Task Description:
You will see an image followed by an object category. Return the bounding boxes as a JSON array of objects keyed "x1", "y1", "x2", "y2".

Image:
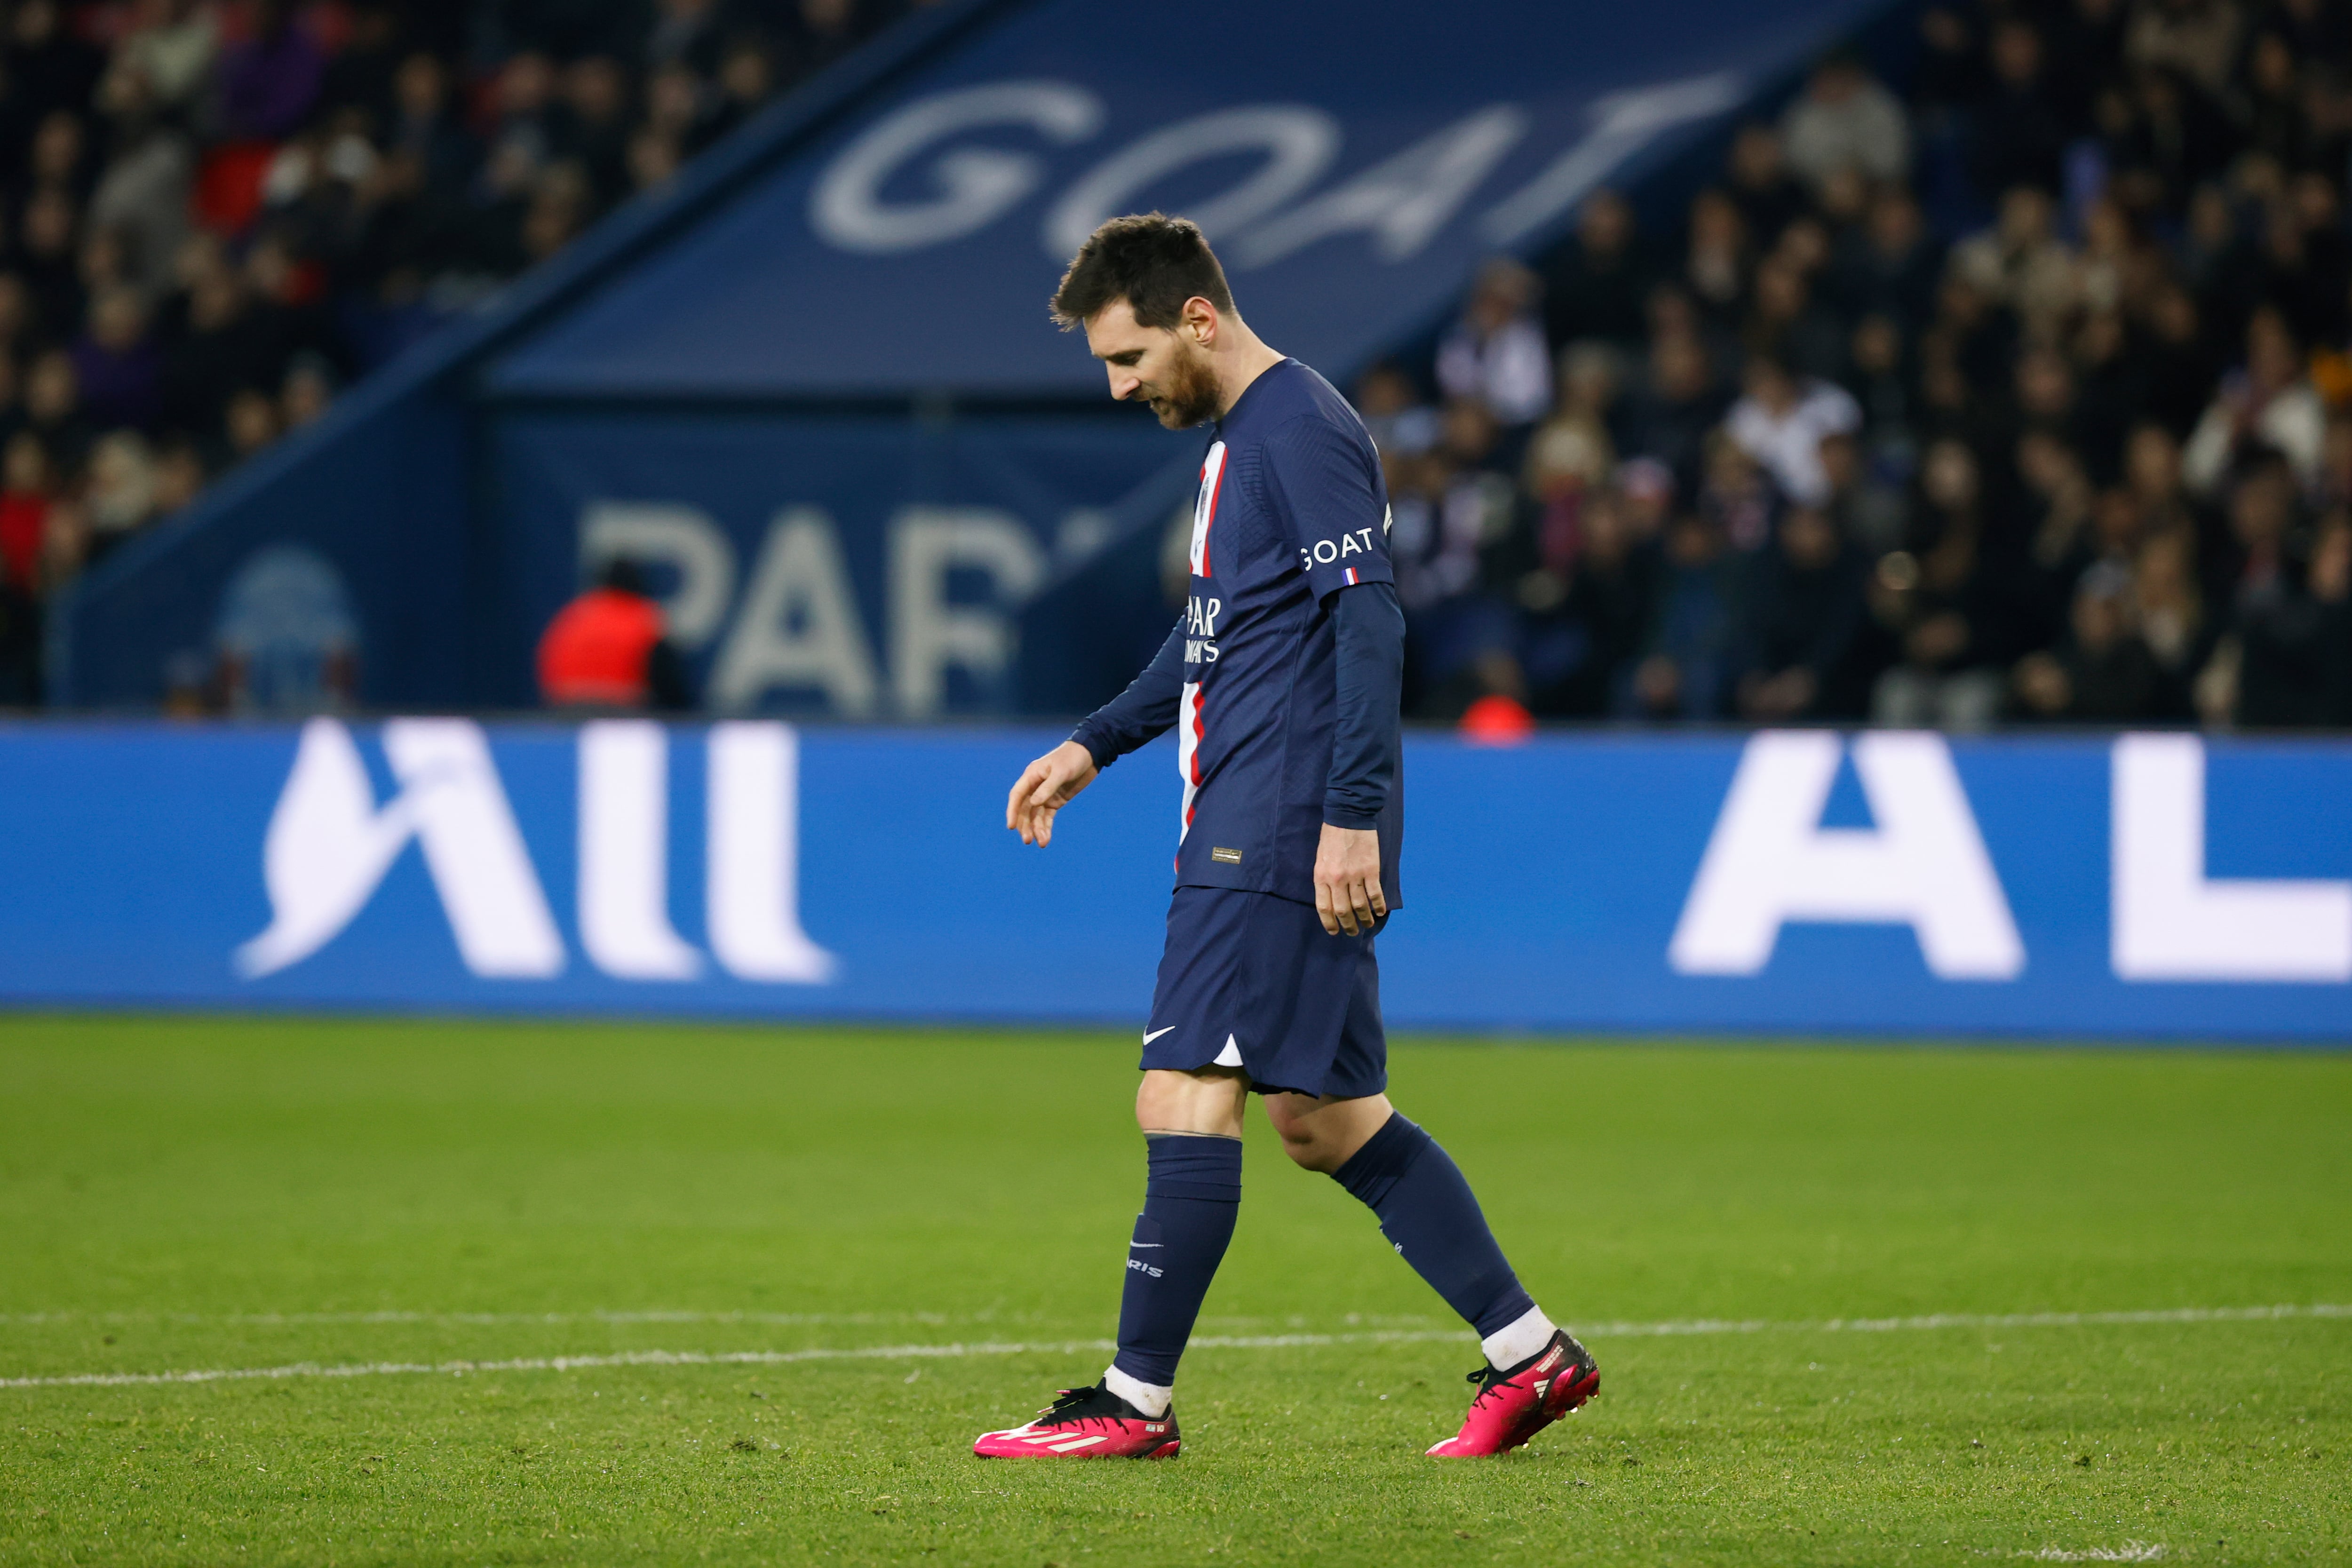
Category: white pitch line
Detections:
[
  {"x1": 1, "y1": 1304, "x2": 2343, "y2": 1393},
  {"x1": 0, "y1": 1310, "x2": 997, "y2": 1329},
  {"x1": 1580, "y1": 1302, "x2": 2352, "y2": 1338}
]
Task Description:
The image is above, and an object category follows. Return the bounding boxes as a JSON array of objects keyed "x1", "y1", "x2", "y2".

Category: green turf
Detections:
[{"x1": 1, "y1": 1016, "x2": 2347, "y2": 1567}]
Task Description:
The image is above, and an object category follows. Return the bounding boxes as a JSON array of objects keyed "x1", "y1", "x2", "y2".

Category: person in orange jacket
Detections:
[{"x1": 536, "y1": 558, "x2": 691, "y2": 710}]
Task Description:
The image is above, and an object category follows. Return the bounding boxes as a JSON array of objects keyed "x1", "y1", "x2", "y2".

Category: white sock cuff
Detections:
[
  {"x1": 1102, "y1": 1364, "x2": 1173, "y2": 1419},
  {"x1": 1481, "y1": 1304, "x2": 1557, "y2": 1370}
]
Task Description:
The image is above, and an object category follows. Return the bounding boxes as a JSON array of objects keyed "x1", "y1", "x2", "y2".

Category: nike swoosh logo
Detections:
[{"x1": 1143, "y1": 1027, "x2": 1177, "y2": 1044}]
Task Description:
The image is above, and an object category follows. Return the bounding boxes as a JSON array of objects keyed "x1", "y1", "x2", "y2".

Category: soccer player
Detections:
[{"x1": 975, "y1": 215, "x2": 1599, "y2": 1461}]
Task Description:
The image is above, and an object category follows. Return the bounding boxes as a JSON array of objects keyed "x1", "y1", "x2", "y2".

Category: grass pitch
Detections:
[{"x1": 1, "y1": 1017, "x2": 2347, "y2": 1566}]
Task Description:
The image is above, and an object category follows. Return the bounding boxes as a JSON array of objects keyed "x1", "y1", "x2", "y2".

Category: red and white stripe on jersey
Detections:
[
  {"x1": 1188, "y1": 441, "x2": 1228, "y2": 577},
  {"x1": 1176, "y1": 679, "x2": 1205, "y2": 840}
]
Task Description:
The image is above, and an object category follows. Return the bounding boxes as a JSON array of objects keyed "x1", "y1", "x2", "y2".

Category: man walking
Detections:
[{"x1": 979, "y1": 215, "x2": 1597, "y2": 1460}]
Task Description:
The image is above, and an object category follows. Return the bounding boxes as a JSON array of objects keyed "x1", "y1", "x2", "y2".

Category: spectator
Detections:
[
  {"x1": 1436, "y1": 259, "x2": 1552, "y2": 429},
  {"x1": 787, "y1": 0, "x2": 862, "y2": 82},
  {"x1": 163, "y1": 265, "x2": 284, "y2": 438},
  {"x1": 1725, "y1": 355, "x2": 1861, "y2": 508},
  {"x1": 2132, "y1": 527, "x2": 2211, "y2": 716},
  {"x1": 560, "y1": 56, "x2": 634, "y2": 205},
  {"x1": 1743, "y1": 256, "x2": 1847, "y2": 382},
  {"x1": 2209, "y1": 451, "x2": 2331, "y2": 724},
  {"x1": 627, "y1": 123, "x2": 683, "y2": 192},
  {"x1": 71, "y1": 288, "x2": 161, "y2": 431},
  {"x1": 1389, "y1": 445, "x2": 1515, "y2": 714},
  {"x1": 83, "y1": 430, "x2": 157, "y2": 563},
  {"x1": 1698, "y1": 424, "x2": 1778, "y2": 552},
  {"x1": 216, "y1": 0, "x2": 325, "y2": 143},
  {"x1": 18, "y1": 187, "x2": 84, "y2": 342},
  {"x1": 1911, "y1": 5, "x2": 1989, "y2": 121},
  {"x1": 1725, "y1": 123, "x2": 1807, "y2": 248},
  {"x1": 1738, "y1": 502, "x2": 1868, "y2": 719},
  {"x1": 2312, "y1": 522, "x2": 2352, "y2": 723},
  {"x1": 223, "y1": 386, "x2": 279, "y2": 461},
  {"x1": 2183, "y1": 307, "x2": 2326, "y2": 496},
  {"x1": 386, "y1": 51, "x2": 479, "y2": 202},
  {"x1": 1948, "y1": 186, "x2": 2080, "y2": 341},
  {"x1": 1621, "y1": 327, "x2": 1726, "y2": 483},
  {"x1": 1526, "y1": 483, "x2": 1659, "y2": 716},
  {"x1": 108, "y1": 0, "x2": 217, "y2": 119},
  {"x1": 645, "y1": 0, "x2": 725, "y2": 77},
  {"x1": 1871, "y1": 438, "x2": 2014, "y2": 728},
  {"x1": 319, "y1": 1, "x2": 402, "y2": 122},
  {"x1": 0, "y1": 433, "x2": 50, "y2": 592},
  {"x1": 704, "y1": 38, "x2": 779, "y2": 145},
  {"x1": 2106, "y1": 69, "x2": 2233, "y2": 215},
  {"x1": 23, "y1": 350, "x2": 90, "y2": 473},
  {"x1": 1353, "y1": 363, "x2": 1439, "y2": 457},
  {"x1": 2012, "y1": 561, "x2": 2163, "y2": 720},
  {"x1": 1971, "y1": 20, "x2": 2070, "y2": 200},
  {"x1": 7, "y1": 0, "x2": 105, "y2": 128},
  {"x1": 280, "y1": 354, "x2": 335, "y2": 429},
  {"x1": 1632, "y1": 509, "x2": 1744, "y2": 718},
  {"x1": 89, "y1": 87, "x2": 193, "y2": 302},
  {"x1": 2125, "y1": 0, "x2": 2241, "y2": 103},
  {"x1": 1831, "y1": 189, "x2": 1942, "y2": 331},
  {"x1": 1781, "y1": 53, "x2": 1911, "y2": 195},
  {"x1": 149, "y1": 437, "x2": 206, "y2": 516},
  {"x1": 1542, "y1": 189, "x2": 1653, "y2": 350},
  {"x1": 1681, "y1": 189, "x2": 1750, "y2": 324},
  {"x1": 1820, "y1": 426, "x2": 1911, "y2": 556},
  {"x1": 1512, "y1": 348, "x2": 1618, "y2": 592}
]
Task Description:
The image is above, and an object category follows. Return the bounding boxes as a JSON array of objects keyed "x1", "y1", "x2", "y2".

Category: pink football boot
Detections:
[
  {"x1": 1425, "y1": 1330, "x2": 1600, "y2": 1457},
  {"x1": 972, "y1": 1383, "x2": 1182, "y2": 1459}
]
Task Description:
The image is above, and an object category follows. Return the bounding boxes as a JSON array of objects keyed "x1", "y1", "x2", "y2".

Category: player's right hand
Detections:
[{"x1": 1007, "y1": 740, "x2": 1099, "y2": 846}]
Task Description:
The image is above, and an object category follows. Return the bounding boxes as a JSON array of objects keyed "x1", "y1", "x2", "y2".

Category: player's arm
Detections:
[
  {"x1": 1006, "y1": 617, "x2": 1186, "y2": 846},
  {"x1": 1259, "y1": 412, "x2": 1404, "y2": 935},
  {"x1": 1316, "y1": 581, "x2": 1403, "y2": 935}
]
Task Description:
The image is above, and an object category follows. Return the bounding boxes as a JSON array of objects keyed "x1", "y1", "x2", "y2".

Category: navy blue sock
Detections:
[
  {"x1": 1111, "y1": 1134, "x2": 1242, "y2": 1388},
  {"x1": 1331, "y1": 1114, "x2": 1535, "y2": 1338}
]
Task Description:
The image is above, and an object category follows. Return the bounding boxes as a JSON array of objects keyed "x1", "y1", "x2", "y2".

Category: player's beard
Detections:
[{"x1": 1148, "y1": 342, "x2": 1223, "y2": 430}]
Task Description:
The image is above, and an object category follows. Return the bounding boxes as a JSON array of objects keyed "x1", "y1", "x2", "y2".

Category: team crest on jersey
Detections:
[{"x1": 1189, "y1": 442, "x2": 1227, "y2": 577}]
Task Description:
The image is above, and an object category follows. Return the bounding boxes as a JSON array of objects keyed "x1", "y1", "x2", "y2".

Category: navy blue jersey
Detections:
[{"x1": 1073, "y1": 359, "x2": 1404, "y2": 910}]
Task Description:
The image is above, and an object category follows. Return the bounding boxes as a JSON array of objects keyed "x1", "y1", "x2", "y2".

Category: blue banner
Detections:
[
  {"x1": 486, "y1": 0, "x2": 1887, "y2": 400},
  {"x1": 1, "y1": 722, "x2": 2347, "y2": 1040},
  {"x1": 484, "y1": 410, "x2": 1194, "y2": 713}
]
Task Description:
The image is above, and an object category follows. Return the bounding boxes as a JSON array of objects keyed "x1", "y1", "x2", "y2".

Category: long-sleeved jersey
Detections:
[{"x1": 1071, "y1": 358, "x2": 1405, "y2": 910}]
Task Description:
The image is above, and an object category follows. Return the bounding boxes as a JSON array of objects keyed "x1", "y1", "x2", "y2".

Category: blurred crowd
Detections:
[
  {"x1": 0, "y1": 0, "x2": 913, "y2": 703},
  {"x1": 1375, "y1": 3, "x2": 2352, "y2": 731}
]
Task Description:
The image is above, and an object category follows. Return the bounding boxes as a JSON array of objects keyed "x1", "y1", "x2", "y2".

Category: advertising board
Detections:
[{"x1": 1, "y1": 722, "x2": 2345, "y2": 1040}]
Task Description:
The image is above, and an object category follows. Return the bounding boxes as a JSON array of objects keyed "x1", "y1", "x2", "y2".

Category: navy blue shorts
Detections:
[{"x1": 1140, "y1": 886, "x2": 1388, "y2": 1101}]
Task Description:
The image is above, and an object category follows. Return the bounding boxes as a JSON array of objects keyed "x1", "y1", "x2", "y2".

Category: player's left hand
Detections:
[{"x1": 1313, "y1": 824, "x2": 1386, "y2": 936}]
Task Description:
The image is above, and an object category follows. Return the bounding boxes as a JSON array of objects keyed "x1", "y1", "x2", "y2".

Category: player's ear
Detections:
[{"x1": 1181, "y1": 296, "x2": 1219, "y2": 349}]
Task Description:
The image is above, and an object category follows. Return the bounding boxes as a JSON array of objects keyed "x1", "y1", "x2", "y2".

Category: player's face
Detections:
[{"x1": 1084, "y1": 299, "x2": 1221, "y2": 430}]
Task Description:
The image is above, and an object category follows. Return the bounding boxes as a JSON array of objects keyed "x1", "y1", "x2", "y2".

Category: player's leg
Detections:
[
  {"x1": 1262, "y1": 921, "x2": 1601, "y2": 1456},
  {"x1": 1265, "y1": 1089, "x2": 1555, "y2": 1361},
  {"x1": 1108, "y1": 1065, "x2": 1248, "y2": 1415},
  {"x1": 1268, "y1": 1089, "x2": 1599, "y2": 1456},
  {"x1": 974, "y1": 890, "x2": 1254, "y2": 1460},
  {"x1": 970, "y1": 1065, "x2": 1244, "y2": 1459}
]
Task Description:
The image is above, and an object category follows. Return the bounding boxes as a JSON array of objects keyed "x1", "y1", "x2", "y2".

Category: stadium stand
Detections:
[
  {"x1": 0, "y1": 0, "x2": 917, "y2": 704},
  {"x1": 1394, "y1": 16, "x2": 2352, "y2": 730},
  {"x1": 24, "y1": 0, "x2": 2352, "y2": 728}
]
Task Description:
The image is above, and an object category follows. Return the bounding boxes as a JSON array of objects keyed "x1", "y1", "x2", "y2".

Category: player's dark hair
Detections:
[{"x1": 1050, "y1": 213, "x2": 1236, "y2": 331}]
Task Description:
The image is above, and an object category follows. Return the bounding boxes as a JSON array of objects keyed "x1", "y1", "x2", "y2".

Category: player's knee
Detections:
[
  {"x1": 1133, "y1": 1075, "x2": 1179, "y2": 1131},
  {"x1": 1279, "y1": 1130, "x2": 1339, "y2": 1171},
  {"x1": 1266, "y1": 1105, "x2": 1340, "y2": 1171}
]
